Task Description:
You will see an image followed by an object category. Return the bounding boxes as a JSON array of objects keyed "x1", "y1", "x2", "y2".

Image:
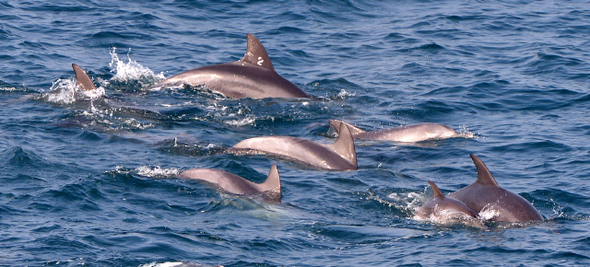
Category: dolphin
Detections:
[
  {"x1": 447, "y1": 154, "x2": 543, "y2": 223},
  {"x1": 416, "y1": 181, "x2": 478, "y2": 220},
  {"x1": 226, "y1": 123, "x2": 357, "y2": 171},
  {"x1": 72, "y1": 63, "x2": 97, "y2": 91},
  {"x1": 179, "y1": 164, "x2": 281, "y2": 202},
  {"x1": 329, "y1": 119, "x2": 472, "y2": 143},
  {"x1": 158, "y1": 33, "x2": 310, "y2": 99}
]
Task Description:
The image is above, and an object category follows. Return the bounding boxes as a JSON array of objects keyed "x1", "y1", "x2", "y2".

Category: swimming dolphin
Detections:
[
  {"x1": 179, "y1": 164, "x2": 281, "y2": 202},
  {"x1": 329, "y1": 119, "x2": 472, "y2": 143},
  {"x1": 226, "y1": 123, "x2": 357, "y2": 171},
  {"x1": 158, "y1": 33, "x2": 310, "y2": 99},
  {"x1": 72, "y1": 63, "x2": 97, "y2": 91},
  {"x1": 416, "y1": 181, "x2": 478, "y2": 220},
  {"x1": 447, "y1": 154, "x2": 543, "y2": 223}
]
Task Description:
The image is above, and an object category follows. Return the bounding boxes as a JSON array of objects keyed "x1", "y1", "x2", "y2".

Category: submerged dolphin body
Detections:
[
  {"x1": 227, "y1": 123, "x2": 357, "y2": 171},
  {"x1": 329, "y1": 120, "x2": 472, "y2": 143},
  {"x1": 179, "y1": 164, "x2": 281, "y2": 202},
  {"x1": 416, "y1": 181, "x2": 478, "y2": 220},
  {"x1": 72, "y1": 64, "x2": 97, "y2": 91},
  {"x1": 448, "y1": 154, "x2": 543, "y2": 223},
  {"x1": 159, "y1": 34, "x2": 310, "y2": 99}
]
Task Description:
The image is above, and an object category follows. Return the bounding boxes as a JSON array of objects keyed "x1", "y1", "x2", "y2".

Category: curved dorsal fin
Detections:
[
  {"x1": 72, "y1": 64, "x2": 97, "y2": 91},
  {"x1": 259, "y1": 164, "x2": 281, "y2": 193},
  {"x1": 328, "y1": 123, "x2": 357, "y2": 167},
  {"x1": 428, "y1": 181, "x2": 444, "y2": 198},
  {"x1": 329, "y1": 120, "x2": 366, "y2": 137},
  {"x1": 240, "y1": 33, "x2": 275, "y2": 71},
  {"x1": 470, "y1": 154, "x2": 500, "y2": 187}
]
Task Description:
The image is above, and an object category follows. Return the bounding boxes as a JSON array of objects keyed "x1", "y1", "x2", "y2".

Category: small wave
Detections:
[
  {"x1": 139, "y1": 262, "x2": 223, "y2": 267},
  {"x1": 107, "y1": 47, "x2": 165, "y2": 89}
]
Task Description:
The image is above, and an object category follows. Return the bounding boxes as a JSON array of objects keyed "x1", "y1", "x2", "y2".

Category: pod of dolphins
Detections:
[{"x1": 70, "y1": 33, "x2": 543, "y2": 226}]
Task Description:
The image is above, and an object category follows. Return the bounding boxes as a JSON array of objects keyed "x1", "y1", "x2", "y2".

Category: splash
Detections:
[
  {"x1": 336, "y1": 89, "x2": 356, "y2": 99},
  {"x1": 45, "y1": 78, "x2": 106, "y2": 104},
  {"x1": 457, "y1": 124, "x2": 475, "y2": 139},
  {"x1": 46, "y1": 79, "x2": 76, "y2": 104},
  {"x1": 136, "y1": 165, "x2": 180, "y2": 178},
  {"x1": 108, "y1": 47, "x2": 165, "y2": 88}
]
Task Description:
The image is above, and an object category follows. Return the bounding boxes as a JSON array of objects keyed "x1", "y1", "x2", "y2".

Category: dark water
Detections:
[{"x1": 1, "y1": 0, "x2": 590, "y2": 266}]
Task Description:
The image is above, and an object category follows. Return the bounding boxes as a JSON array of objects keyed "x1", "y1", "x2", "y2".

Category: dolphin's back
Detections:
[
  {"x1": 448, "y1": 154, "x2": 543, "y2": 222},
  {"x1": 164, "y1": 62, "x2": 307, "y2": 99},
  {"x1": 330, "y1": 120, "x2": 467, "y2": 142},
  {"x1": 228, "y1": 123, "x2": 357, "y2": 171},
  {"x1": 160, "y1": 33, "x2": 310, "y2": 99},
  {"x1": 178, "y1": 164, "x2": 282, "y2": 202}
]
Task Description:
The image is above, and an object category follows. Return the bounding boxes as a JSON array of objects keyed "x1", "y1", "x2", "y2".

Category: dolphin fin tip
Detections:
[
  {"x1": 428, "y1": 181, "x2": 444, "y2": 198},
  {"x1": 241, "y1": 33, "x2": 274, "y2": 71},
  {"x1": 72, "y1": 63, "x2": 97, "y2": 91},
  {"x1": 262, "y1": 164, "x2": 281, "y2": 192},
  {"x1": 470, "y1": 154, "x2": 500, "y2": 187},
  {"x1": 331, "y1": 123, "x2": 358, "y2": 167}
]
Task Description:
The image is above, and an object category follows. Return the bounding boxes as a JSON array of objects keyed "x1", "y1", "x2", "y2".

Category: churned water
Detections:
[{"x1": 1, "y1": 0, "x2": 590, "y2": 266}]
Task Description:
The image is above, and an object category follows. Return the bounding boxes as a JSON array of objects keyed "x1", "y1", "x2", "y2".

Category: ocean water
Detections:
[{"x1": 1, "y1": 0, "x2": 590, "y2": 266}]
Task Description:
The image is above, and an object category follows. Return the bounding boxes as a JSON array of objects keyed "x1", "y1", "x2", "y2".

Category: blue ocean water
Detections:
[{"x1": 1, "y1": 0, "x2": 590, "y2": 266}]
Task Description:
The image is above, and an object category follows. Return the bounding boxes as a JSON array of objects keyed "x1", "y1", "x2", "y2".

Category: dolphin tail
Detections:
[
  {"x1": 72, "y1": 64, "x2": 97, "y2": 91},
  {"x1": 428, "y1": 181, "x2": 444, "y2": 198},
  {"x1": 328, "y1": 123, "x2": 358, "y2": 167},
  {"x1": 470, "y1": 154, "x2": 500, "y2": 187},
  {"x1": 329, "y1": 120, "x2": 365, "y2": 137},
  {"x1": 240, "y1": 33, "x2": 275, "y2": 71}
]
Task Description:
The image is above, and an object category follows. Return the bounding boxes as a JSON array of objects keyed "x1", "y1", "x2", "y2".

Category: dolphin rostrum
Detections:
[
  {"x1": 179, "y1": 164, "x2": 281, "y2": 202},
  {"x1": 448, "y1": 154, "x2": 543, "y2": 223},
  {"x1": 72, "y1": 63, "x2": 97, "y2": 91},
  {"x1": 158, "y1": 34, "x2": 310, "y2": 99},
  {"x1": 329, "y1": 119, "x2": 472, "y2": 143},
  {"x1": 226, "y1": 123, "x2": 357, "y2": 171},
  {"x1": 416, "y1": 181, "x2": 478, "y2": 220}
]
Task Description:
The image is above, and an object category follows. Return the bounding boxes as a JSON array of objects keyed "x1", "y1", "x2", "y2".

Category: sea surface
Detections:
[{"x1": 1, "y1": 0, "x2": 590, "y2": 266}]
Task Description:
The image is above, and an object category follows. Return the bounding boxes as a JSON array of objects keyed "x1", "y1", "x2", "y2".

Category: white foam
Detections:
[
  {"x1": 136, "y1": 166, "x2": 180, "y2": 178},
  {"x1": 337, "y1": 89, "x2": 356, "y2": 99},
  {"x1": 46, "y1": 79, "x2": 77, "y2": 104},
  {"x1": 479, "y1": 205, "x2": 501, "y2": 221},
  {"x1": 45, "y1": 78, "x2": 106, "y2": 104},
  {"x1": 224, "y1": 116, "x2": 256, "y2": 126},
  {"x1": 108, "y1": 47, "x2": 165, "y2": 88}
]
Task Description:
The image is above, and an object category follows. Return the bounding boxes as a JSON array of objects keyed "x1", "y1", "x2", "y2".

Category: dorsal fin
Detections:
[
  {"x1": 428, "y1": 181, "x2": 444, "y2": 198},
  {"x1": 240, "y1": 33, "x2": 275, "y2": 71},
  {"x1": 329, "y1": 120, "x2": 366, "y2": 137},
  {"x1": 470, "y1": 154, "x2": 500, "y2": 187},
  {"x1": 259, "y1": 164, "x2": 281, "y2": 193},
  {"x1": 328, "y1": 123, "x2": 357, "y2": 166},
  {"x1": 72, "y1": 64, "x2": 97, "y2": 91}
]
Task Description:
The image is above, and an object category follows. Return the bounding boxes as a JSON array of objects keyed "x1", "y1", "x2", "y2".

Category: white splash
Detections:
[
  {"x1": 136, "y1": 166, "x2": 180, "y2": 178},
  {"x1": 337, "y1": 89, "x2": 356, "y2": 99},
  {"x1": 479, "y1": 206, "x2": 501, "y2": 221},
  {"x1": 108, "y1": 47, "x2": 165, "y2": 87},
  {"x1": 457, "y1": 124, "x2": 475, "y2": 139},
  {"x1": 46, "y1": 79, "x2": 77, "y2": 104},
  {"x1": 45, "y1": 78, "x2": 106, "y2": 104},
  {"x1": 225, "y1": 116, "x2": 256, "y2": 126}
]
